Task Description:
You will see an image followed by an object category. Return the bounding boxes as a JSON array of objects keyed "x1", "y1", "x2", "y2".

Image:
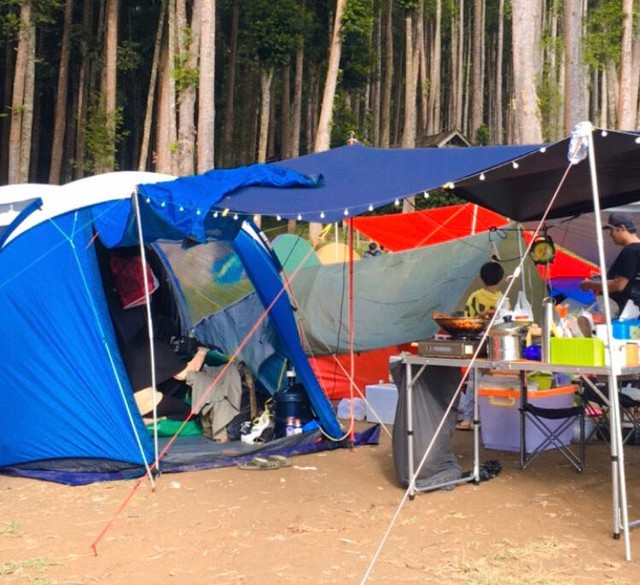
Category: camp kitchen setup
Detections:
[{"x1": 392, "y1": 123, "x2": 640, "y2": 562}]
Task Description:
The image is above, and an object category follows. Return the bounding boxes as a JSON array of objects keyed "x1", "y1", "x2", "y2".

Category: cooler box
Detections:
[
  {"x1": 478, "y1": 385, "x2": 578, "y2": 452},
  {"x1": 365, "y1": 383, "x2": 398, "y2": 424}
]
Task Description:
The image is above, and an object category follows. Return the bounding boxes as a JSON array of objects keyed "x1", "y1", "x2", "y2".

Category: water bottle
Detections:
[
  {"x1": 293, "y1": 418, "x2": 302, "y2": 434},
  {"x1": 285, "y1": 416, "x2": 295, "y2": 437}
]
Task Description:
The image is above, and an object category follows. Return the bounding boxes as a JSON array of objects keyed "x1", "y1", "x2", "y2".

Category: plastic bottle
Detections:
[
  {"x1": 285, "y1": 416, "x2": 295, "y2": 437},
  {"x1": 293, "y1": 418, "x2": 302, "y2": 434}
]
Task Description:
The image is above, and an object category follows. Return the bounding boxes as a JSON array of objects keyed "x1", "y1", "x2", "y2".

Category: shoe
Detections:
[
  {"x1": 456, "y1": 420, "x2": 472, "y2": 431},
  {"x1": 237, "y1": 456, "x2": 279, "y2": 470},
  {"x1": 577, "y1": 312, "x2": 594, "y2": 337},
  {"x1": 240, "y1": 406, "x2": 274, "y2": 444}
]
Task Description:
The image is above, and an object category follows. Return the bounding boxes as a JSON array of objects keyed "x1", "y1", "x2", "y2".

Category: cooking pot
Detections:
[{"x1": 487, "y1": 321, "x2": 528, "y2": 361}]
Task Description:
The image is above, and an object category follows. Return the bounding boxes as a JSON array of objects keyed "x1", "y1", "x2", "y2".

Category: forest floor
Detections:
[{"x1": 1, "y1": 421, "x2": 640, "y2": 584}]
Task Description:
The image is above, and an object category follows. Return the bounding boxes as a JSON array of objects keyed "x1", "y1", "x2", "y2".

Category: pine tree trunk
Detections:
[
  {"x1": 315, "y1": 0, "x2": 346, "y2": 152},
  {"x1": 49, "y1": 0, "x2": 74, "y2": 184},
  {"x1": 257, "y1": 67, "x2": 273, "y2": 163},
  {"x1": 290, "y1": 45, "x2": 304, "y2": 157},
  {"x1": 427, "y1": 0, "x2": 442, "y2": 135},
  {"x1": 138, "y1": 0, "x2": 167, "y2": 171},
  {"x1": 8, "y1": 0, "x2": 35, "y2": 183},
  {"x1": 618, "y1": 0, "x2": 635, "y2": 129},
  {"x1": 563, "y1": 0, "x2": 586, "y2": 134},
  {"x1": 379, "y1": 0, "x2": 393, "y2": 147},
  {"x1": 471, "y1": 0, "x2": 485, "y2": 142},
  {"x1": 221, "y1": 0, "x2": 238, "y2": 168},
  {"x1": 176, "y1": 0, "x2": 197, "y2": 175},
  {"x1": 494, "y1": 0, "x2": 504, "y2": 143},
  {"x1": 281, "y1": 64, "x2": 291, "y2": 160},
  {"x1": 98, "y1": 0, "x2": 119, "y2": 173},
  {"x1": 511, "y1": 0, "x2": 543, "y2": 143},
  {"x1": 197, "y1": 0, "x2": 215, "y2": 172}
]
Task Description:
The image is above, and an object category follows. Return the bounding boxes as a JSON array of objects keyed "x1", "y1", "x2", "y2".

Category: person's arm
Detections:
[{"x1": 580, "y1": 275, "x2": 629, "y2": 294}]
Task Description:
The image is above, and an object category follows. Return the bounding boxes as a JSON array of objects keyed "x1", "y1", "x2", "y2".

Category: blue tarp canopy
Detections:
[{"x1": 141, "y1": 143, "x2": 540, "y2": 223}]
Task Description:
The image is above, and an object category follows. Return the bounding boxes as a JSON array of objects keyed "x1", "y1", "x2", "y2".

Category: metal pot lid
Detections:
[{"x1": 488, "y1": 321, "x2": 529, "y2": 335}]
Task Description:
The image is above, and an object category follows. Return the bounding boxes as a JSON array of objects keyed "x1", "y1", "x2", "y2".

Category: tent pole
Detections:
[
  {"x1": 132, "y1": 189, "x2": 160, "y2": 480},
  {"x1": 585, "y1": 127, "x2": 631, "y2": 559},
  {"x1": 347, "y1": 217, "x2": 355, "y2": 443}
]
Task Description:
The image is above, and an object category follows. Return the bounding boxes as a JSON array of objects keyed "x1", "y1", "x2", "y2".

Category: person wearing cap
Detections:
[{"x1": 580, "y1": 211, "x2": 640, "y2": 316}]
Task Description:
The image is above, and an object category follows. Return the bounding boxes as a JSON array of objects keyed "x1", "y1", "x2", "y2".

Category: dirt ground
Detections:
[{"x1": 2, "y1": 422, "x2": 640, "y2": 585}]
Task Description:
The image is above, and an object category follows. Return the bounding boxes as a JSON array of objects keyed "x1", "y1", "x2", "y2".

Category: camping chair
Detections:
[
  {"x1": 581, "y1": 380, "x2": 640, "y2": 446},
  {"x1": 519, "y1": 389, "x2": 586, "y2": 473}
]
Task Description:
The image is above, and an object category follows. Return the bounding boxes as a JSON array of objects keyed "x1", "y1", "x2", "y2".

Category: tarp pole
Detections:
[
  {"x1": 132, "y1": 190, "x2": 160, "y2": 479},
  {"x1": 347, "y1": 217, "x2": 355, "y2": 443},
  {"x1": 585, "y1": 126, "x2": 631, "y2": 559}
]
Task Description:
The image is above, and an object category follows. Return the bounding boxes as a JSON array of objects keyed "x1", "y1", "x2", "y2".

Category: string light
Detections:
[
  {"x1": 145, "y1": 197, "x2": 151, "y2": 203},
  {"x1": 222, "y1": 208, "x2": 229, "y2": 217},
  {"x1": 297, "y1": 213, "x2": 302, "y2": 221},
  {"x1": 368, "y1": 204, "x2": 374, "y2": 211},
  {"x1": 635, "y1": 137, "x2": 640, "y2": 144},
  {"x1": 423, "y1": 191, "x2": 430, "y2": 199},
  {"x1": 540, "y1": 147, "x2": 546, "y2": 153},
  {"x1": 512, "y1": 161, "x2": 519, "y2": 169},
  {"x1": 320, "y1": 211, "x2": 325, "y2": 219},
  {"x1": 178, "y1": 205, "x2": 184, "y2": 212},
  {"x1": 276, "y1": 215, "x2": 282, "y2": 221},
  {"x1": 213, "y1": 211, "x2": 219, "y2": 218},
  {"x1": 160, "y1": 201, "x2": 166, "y2": 207},
  {"x1": 196, "y1": 209, "x2": 201, "y2": 215},
  {"x1": 601, "y1": 130, "x2": 608, "y2": 137},
  {"x1": 233, "y1": 213, "x2": 238, "y2": 220},
  {"x1": 394, "y1": 199, "x2": 400, "y2": 206},
  {"x1": 343, "y1": 208, "x2": 349, "y2": 216},
  {"x1": 479, "y1": 173, "x2": 485, "y2": 181}
]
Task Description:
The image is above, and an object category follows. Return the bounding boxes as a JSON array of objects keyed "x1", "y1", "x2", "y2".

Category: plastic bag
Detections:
[{"x1": 513, "y1": 290, "x2": 534, "y2": 321}]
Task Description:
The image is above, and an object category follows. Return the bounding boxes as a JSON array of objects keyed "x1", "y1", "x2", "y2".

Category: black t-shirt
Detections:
[{"x1": 607, "y1": 242, "x2": 640, "y2": 308}]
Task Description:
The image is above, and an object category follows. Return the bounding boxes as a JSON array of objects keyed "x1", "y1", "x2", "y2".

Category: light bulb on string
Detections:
[
  {"x1": 213, "y1": 211, "x2": 218, "y2": 218},
  {"x1": 343, "y1": 208, "x2": 349, "y2": 216},
  {"x1": 233, "y1": 214, "x2": 238, "y2": 220},
  {"x1": 196, "y1": 209, "x2": 201, "y2": 216},
  {"x1": 297, "y1": 213, "x2": 302, "y2": 221},
  {"x1": 480, "y1": 173, "x2": 485, "y2": 181},
  {"x1": 601, "y1": 130, "x2": 608, "y2": 137},
  {"x1": 160, "y1": 201, "x2": 166, "y2": 207},
  {"x1": 423, "y1": 192, "x2": 430, "y2": 199},
  {"x1": 368, "y1": 204, "x2": 374, "y2": 212},
  {"x1": 540, "y1": 147, "x2": 546, "y2": 153},
  {"x1": 253, "y1": 214, "x2": 259, "y2": 222},
  {"x1": 394, "y1": 199, "x2": 400, "y2": 206},
  {"x1": 222, "y1": 208, "x2": 229, "y2": 217},
  {"x1": 320, "y1": 211, "x2": 325, "y2": 219},
  {"x1": 276, "y1": 215, "x2": 282, "y2": 221},
  {"x1": 512, "y1": 161, "x2": 519, "y2": 169}
]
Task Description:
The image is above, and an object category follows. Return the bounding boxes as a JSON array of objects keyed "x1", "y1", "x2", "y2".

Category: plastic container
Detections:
[
  {"x1": 274, "y1": 383, "x2": 313, "y2": 438},
  {"x1": 364, "y1": 383, "x2": 398, "y2": 424},
  {"x1": 478, "y1": 385, "x2": 577, "y2": 452},
  {"x1": 612, "y1": 319, "x2": 640, "y2": 340},
  {"x1": 550, "y1": 337, "x2": 605, "y2": 366}
]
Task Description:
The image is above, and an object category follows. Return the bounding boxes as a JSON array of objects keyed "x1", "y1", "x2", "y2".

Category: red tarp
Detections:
[{"x1": 352, "y1": 203, "x2": 509, "y2": 251}]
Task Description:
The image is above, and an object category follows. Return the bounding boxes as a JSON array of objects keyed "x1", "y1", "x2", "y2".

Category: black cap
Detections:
[{"x1": 604, "y1": 211, "x2": 636, "y2": 230}]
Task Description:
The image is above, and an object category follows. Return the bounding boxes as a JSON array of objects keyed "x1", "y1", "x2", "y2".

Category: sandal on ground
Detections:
[
  {"x1": 456, "y1": 420, "x2": 472, "y2": 431},
  {"x1": 266, "y1": 454, "x2": 292, "y2": 467},
  {"x1": 237, "y1": 456, "x2": 279, "y2": 471}
]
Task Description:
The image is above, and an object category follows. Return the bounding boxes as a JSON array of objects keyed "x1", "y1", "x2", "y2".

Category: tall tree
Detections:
[
  {"x1": 197, "y1": 0, "x2": 215, "y2": 172},
  {"x1": 511, "y1": 0, "x2": 543, "y2": 143},
  {"x1": 618, "y1": 0, "x2": 636, "y2": 129},
  {"x1": 563, "y1": 0, "x2": 586, "y2": 133},
  {"x1": 96, "y1": 0, "x2": 119, "y2": 173},
  {"x1": 49, "y1": 0, "x2": 74, "y2": 184},
  {"x1": 315, "y1": 0, "x2": 347, "y2": 152},
  {"x1": 8, "y1": 0, "x2": 35, "y2": 183},
  {"x1": 471, "y1": 0, "x2": 485, "y2": 142}
]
